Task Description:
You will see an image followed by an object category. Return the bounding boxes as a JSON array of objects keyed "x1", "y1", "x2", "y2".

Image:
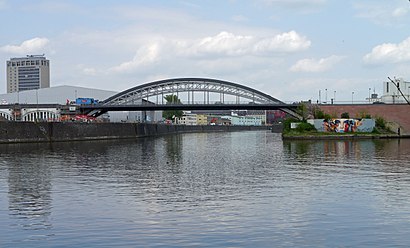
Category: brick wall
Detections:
[{"x1": 319, "y1": 104, "x2": 410, "y2": 134}]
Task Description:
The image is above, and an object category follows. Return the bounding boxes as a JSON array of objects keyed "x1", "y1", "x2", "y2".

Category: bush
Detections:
[
  {"x1": 375, "y1": 116, "x2": 386, "y2": 129},
  {"x1": 295, "y1": 122, "x2": 316, "y2": 132},
  {"x1": 323, "y1": 113, "x2": 332, "y2": 120},
  {"x1": 341, "y1": 112, "x2": 350, "y2": 118},
  {"x1": 283, "y1": 118, "x2": 298, "y2": 132},
  {"x1": 358, "y1": 111, "x2": 371, "y2": 119},
  {"x1": 374, "y1": 116, "x2": 393, "y2": 133},
  {"x1": 314, "y1": 109, "x2": 325, "y2": 119}
]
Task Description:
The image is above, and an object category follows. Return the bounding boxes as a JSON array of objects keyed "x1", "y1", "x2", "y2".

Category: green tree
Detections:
[
  {"x1": 162, "y1": 94, "x2": 183, "y2": 121},
  {"x1": 313, "y1": 109, "x2": 325, "y2": 119},
  {"x1": 341, "y1": 112, "x2": 350, "y2": 118},
  {"x1": 296, "y1": 103, "x2": 308, "y2": 121}
]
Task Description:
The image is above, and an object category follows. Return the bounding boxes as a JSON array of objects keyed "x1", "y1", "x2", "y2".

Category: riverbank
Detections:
[
  {"x1": 0, "y1": 122, "x2": 268, "y2": 144},
  {"x1": 282, "y1": 132, "x2": 410, "y2": 140}
]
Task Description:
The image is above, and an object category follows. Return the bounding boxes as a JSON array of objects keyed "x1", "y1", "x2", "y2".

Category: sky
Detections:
[{"x1": 1, "y1": 0, "x2": 410, "y2": 103}]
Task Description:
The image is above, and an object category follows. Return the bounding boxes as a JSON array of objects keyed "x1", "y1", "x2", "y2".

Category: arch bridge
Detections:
[{"x1": 82, "y1": 78, "x2": 299, "y2": 118}]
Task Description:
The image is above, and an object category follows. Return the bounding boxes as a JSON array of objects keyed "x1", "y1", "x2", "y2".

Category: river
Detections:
[{"x1": 1, "y1": 131, "x2": 410, "y2": 247}]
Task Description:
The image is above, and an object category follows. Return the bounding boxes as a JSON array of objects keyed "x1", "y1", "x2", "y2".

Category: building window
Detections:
[{"x1": 386, "y1": 82, "x2": 389, "y2": 93}]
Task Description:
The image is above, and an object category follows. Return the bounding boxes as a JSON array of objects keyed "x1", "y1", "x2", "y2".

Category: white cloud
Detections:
[
  {"x1": 184, "y1": 31, "x2": 310, "y2": 57},
  {"x1": 290, "y1": 55, "x2": 345, "y2": 72},
  {"x1": 259, "y1": 0, "x2": 326, "y2": 7},
  {"x1": 363, "y1": 37, "x2": 410, "y2": 64},
  {"x1": 256, "y1": 0, "x2": 327, "y2": 12},
  {"x1": 110, "y1": 43, "x2": 161, "y2": 73},
  {"x1": 354, "y1": 2, "x2": 410, "y2": 26},
  {"x1": 0, "y1": 37, "x2": 49, "y2": 54},
  {"x1": 253, "y1": 31, "x2": 311, "y2": 53},
  {"x1": 109, "y1": 31, "x2": 311, "y2": 74},
  {"x1": 83, "y1": 68, "x2": 97, "y2": 76},
  {"x1": 392, "y1": 7, "x2": 408, "y2": 17},
  {"x1": 187, "y1": 32, "x2": 254, "y2": 56}
]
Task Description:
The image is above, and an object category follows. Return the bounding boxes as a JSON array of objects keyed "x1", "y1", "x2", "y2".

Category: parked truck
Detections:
[{"x1": 75, "y1": 98, "x2": 99, "y2": 105}]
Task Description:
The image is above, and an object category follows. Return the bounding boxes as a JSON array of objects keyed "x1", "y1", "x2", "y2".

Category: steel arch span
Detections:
[
  {"x1": 87, "y1": 77, "x2": 300, "y2": 118},
  {"x1": 102, "y1": 78, "x2": 284, "y2": 105}
]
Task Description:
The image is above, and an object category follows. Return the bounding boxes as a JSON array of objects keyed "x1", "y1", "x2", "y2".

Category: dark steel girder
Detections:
[
  {"x1": 80, "y1": 103, "x2": 298, "y2": 117},
  {"x1": 103, "y1": 78, "x2": 284, "y2": 105}
]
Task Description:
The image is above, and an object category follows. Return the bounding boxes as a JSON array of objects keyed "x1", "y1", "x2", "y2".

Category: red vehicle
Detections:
[{"x1": 74, "y1": 114, "x2": 96, "y2": 122}]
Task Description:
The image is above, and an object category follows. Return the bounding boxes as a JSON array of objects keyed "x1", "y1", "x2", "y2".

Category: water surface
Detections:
[{"x1": 1, "y1": 131, "x2": 410, "y2": 247}]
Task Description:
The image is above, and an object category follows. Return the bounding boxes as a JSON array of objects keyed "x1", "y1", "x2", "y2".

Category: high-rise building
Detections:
[{"x1": 6, "y1": 55, "x2": 50, "y2": 93}]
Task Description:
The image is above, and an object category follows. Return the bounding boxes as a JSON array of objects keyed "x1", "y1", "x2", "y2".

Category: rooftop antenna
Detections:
[{"x1": 387, "y1": 77, "x2": 410, "y2": 105}]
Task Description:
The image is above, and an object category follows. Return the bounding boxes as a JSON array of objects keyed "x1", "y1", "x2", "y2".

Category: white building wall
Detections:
[
  {"x1": 222, "y1": 115, "x2": 262, "y2": 126},
  {"x1": 381, "y1": 79, "x2": 410, "y2": 104}
]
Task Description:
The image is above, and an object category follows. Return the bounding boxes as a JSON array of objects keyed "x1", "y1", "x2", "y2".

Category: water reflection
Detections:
[
  {"x1": 1, "y1": 134, "x2": 410, "y2": 247},
  {"x1": 284, "y1": 138, "x2": 410, "y2": 161},
  {"x1": 164, "y1": 134, "x2": 183, "y2": 164},
  {"x1": 7, "y1": 153, "x2": 53, "y2": 231}
]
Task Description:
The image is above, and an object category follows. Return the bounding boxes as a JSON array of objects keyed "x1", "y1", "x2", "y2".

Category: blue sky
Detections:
[{"x1": 1, "y1": 0, "x2": 410, "y2": 102}]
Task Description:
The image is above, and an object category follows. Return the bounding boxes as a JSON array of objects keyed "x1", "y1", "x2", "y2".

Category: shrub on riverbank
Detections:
[
  {"x1": 283, "y1": 118, "x2": 317, "y2": 135},
  {"x1": 373, "y1": 116, "x2": 393, "y2": 134}
]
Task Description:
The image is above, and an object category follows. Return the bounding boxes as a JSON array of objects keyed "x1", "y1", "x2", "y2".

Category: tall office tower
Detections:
[{"x1": 6, "y1": 55, "x2": 50, "y2": 93}]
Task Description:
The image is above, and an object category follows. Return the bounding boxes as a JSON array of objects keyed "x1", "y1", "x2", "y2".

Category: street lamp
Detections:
[
  {"x1": 352, "y1": 91, "x2": 354, "y2": 104},
  {"x1": 325, "y1": 88, "x2": 328, "y2": 104},
  {"x1": 368, "y1": 88, "x2": 371, "y2": 103},
  {"x1": 408, "y1": 86, "x2": 410, "y2": 98},
  {"x1": 334, "y1": 91, "x2": 336, "y2": 104},
  {"x1": 319, "y1": 90, "x2": 321, "y2": 104},
  {"x1": 36, "y1": 89, "x2": 39, "y2": 122}
]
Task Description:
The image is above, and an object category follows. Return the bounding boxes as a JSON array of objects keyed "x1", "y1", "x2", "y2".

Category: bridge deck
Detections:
[{"x1": 79, "y1": 103, "x2": 298, "y2": 112}]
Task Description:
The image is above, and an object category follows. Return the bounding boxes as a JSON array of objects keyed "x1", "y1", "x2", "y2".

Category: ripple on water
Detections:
[{"x1": 0, "y1": 133, "x2": 410, "y2": 247}]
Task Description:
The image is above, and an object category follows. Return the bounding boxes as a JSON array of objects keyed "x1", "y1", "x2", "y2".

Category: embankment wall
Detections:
[
  {"x1": 320, "y1": 104, "x2": 410, "y2": 135},
  {"x1": 0, "y1": 122, "x2": 268, "y2": 143}
]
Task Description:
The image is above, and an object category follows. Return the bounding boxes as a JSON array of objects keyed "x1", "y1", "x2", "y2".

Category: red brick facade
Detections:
[{"x1": 319, "y1": 104, "x2": 410, "y2": 135}]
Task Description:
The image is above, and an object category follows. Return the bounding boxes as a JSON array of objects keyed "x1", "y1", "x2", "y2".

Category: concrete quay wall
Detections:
[{"x1": 0, "y1": 122, "x2": 268, "y2": 143}]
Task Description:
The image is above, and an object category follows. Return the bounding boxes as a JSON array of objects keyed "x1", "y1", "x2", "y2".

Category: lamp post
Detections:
[
  {"x1": 325, "y1": 88, "x2": 328, "y2": 104},
  {"x1": 408, "y1": 86, "x2": 410, "y2": 99},
  {"x1": 352, "y1": 91, "x2": 354, "y2": 104},
  {"x1": 36, "y1": 89, "x2": 39, "y2": 122},
  {"x1": 368, "y1": 88, "x2": 371, "y2": 103},
  {"x1": 334, "y1": 91, "x2": 336, "y2": 104},
  {"x1": 319, "y1": 90, "x2": 321, "y2": 104}
]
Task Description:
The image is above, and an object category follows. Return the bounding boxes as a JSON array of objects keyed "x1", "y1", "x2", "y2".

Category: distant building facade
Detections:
[
  {"x1": 381, "y1": 78, "x2": 410, "y2": 104},
  {"x1": 178, "y1": 113, "x2": 197, "y2": 125},
  {"x1": 6, "y1": 55, "x2": 50, "y2": 93},
  {"x1": 222, "y1": 115, "x2": 262, "y2": 126},
  {"x1": 196, "y1": 114, "x2": 208, "y2": 125}
]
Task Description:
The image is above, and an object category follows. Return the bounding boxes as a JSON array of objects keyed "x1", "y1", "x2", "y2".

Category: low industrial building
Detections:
[
  {"x1": 0, "y1": 85, "x2": 163, "y2": 123},
  {"x1": 381, "y1": 78, "x2": 410, "y2": 104},
  {"x1": 222, "y1": 115, "x2": 263, "y2": 126}
]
